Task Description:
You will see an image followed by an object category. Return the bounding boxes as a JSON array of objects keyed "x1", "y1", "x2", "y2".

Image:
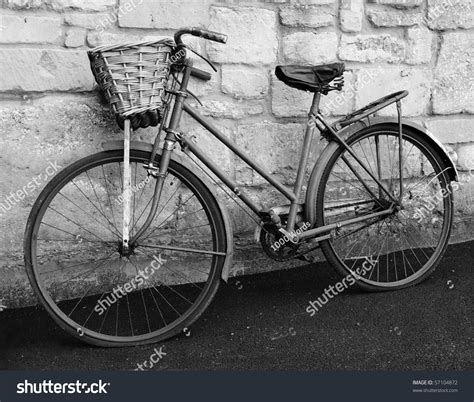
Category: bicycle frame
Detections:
[{"x1": 130, "y1": 59, "x2": 404, "y2": 246}]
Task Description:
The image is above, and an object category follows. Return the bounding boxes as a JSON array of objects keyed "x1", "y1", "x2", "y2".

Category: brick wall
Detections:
[{"x1": 0, "y1": 0, "x2": 473, "y2": 306}]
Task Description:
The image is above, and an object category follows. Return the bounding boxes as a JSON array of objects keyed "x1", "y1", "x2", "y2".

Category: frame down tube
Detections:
[{"x1": 182, "y1": 104, "x2": 297, "y2": 211}]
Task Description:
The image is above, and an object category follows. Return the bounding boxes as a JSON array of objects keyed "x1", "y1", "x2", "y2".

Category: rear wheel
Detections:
[
  {"x1": 313, "y1": 125, "x2": 453, "y2": 291},
  {"x1": 24, "y1": 150, "x2": 227, "y2": 346}
]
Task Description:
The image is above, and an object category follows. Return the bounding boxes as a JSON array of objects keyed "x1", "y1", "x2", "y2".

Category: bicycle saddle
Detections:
[{"x1": 275, "y1": 63, "x2": 345, "y2": 93}]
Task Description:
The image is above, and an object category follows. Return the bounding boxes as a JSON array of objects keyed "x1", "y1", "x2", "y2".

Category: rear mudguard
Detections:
[
  {"x1": 102, "y1": 140, "x2": 234, "y2": 282},
  {"x1": 304, "y1": 117, "x2": 458, "y2": 224}
]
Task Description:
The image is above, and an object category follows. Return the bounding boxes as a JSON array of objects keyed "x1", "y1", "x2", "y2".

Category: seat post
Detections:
[{"x1": 309, "y1": 92, "x2": 321, "y2": 116}]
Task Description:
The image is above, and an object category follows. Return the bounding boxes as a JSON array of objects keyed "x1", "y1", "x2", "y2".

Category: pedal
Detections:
[
  {"x1": 297, "y1": 254, "x2": 316, "y2": 263},
  {"x1": 278, "y1": 227, "x2": 298, "y2": 244}
]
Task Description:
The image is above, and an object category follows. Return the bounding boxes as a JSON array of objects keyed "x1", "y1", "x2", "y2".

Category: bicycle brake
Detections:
[{"x1": 143, "y1": 163, "x2": 159, "y2": 178}]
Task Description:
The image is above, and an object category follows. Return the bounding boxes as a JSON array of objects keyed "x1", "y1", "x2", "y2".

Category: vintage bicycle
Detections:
[{"x1": 24, "y1": 27, "x2": 458, "y2": 347}]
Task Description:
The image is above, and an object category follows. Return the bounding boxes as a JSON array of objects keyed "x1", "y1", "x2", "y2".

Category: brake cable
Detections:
[
  {"x1": 179, "y1": 43, "x2": 217, "y2": 72},
  {"x1": 170, "y1": 71, "x2": 203, "y2": 106}
]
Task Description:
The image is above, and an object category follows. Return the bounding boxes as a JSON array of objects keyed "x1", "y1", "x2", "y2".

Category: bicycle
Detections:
[{"x1": 24, "y1": 27, "x2": 458, "y2": 347}]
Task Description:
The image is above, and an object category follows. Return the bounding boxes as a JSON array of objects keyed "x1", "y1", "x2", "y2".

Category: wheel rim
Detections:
[
  {"x1": 320, "y1": 130, "x2": 452, "y2": 288},
  {"x1": 27, "y1": 152, "x2": 225, "y2": 344}
]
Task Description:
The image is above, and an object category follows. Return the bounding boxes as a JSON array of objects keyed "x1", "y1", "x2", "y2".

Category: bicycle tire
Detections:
[
  {"x1": 310, "y1": 124, "x2": 453, "y2": 291},
  {"x1": 24, "y1": 149, "x2": 227, "y2": 347}
]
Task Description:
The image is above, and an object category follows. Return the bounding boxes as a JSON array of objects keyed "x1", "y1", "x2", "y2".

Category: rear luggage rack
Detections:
[{"x1": 333, "y1": 90, "x2": 408, "y2": 129}]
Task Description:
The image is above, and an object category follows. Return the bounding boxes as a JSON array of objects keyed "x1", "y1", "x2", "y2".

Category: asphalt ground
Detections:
[{"x1": 0, "y1": 241, "x2": 472, "y2": 371}]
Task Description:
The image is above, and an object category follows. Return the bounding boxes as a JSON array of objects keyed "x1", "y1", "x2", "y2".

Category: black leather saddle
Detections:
[{"x1": 275, "y1": 63, "x2": 345, "y2": 94}]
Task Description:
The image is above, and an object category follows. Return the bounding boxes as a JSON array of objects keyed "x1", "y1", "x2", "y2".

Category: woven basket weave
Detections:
[{"x1": 88, "y1": 39, "x2": 175, "y2": 118}]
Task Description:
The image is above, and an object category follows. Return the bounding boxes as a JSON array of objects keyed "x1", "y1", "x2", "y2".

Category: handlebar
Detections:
[
  {"x1": 190, "y1": 67, "x2": 212, "y2": 81},
  {"x1": 174, "y1": 27, "x2": 227, "y2": 47}
]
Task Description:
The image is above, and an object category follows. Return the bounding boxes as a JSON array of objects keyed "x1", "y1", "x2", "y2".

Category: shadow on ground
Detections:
[{"x1": 0, "y1": 241, "x2": 472, "y2": 371}]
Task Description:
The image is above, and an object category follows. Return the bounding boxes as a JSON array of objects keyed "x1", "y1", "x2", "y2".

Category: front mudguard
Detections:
[
  {"x1": 102, "y1": 140, "x2": 234, "y2": 282},
  {"x1": 304, "y1": 117, "x2": 459, "y2": 224}
]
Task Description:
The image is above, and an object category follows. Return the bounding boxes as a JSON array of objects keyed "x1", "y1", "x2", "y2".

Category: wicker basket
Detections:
[{"x1": 88, "y1": 39, "x2": 175, "y2": 119}]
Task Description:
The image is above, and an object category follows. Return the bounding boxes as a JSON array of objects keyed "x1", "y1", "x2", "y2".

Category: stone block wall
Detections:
[{"x1": 0, "y1": 0, "x2": 473, "y2": 306}]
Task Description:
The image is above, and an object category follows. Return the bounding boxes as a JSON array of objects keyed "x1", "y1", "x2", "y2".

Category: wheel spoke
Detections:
[
  {"x1": 58, "y1": 191, "x2": 121, "y2": 239},
  {"x1": 136, "y1": 248, "x2": 206, "y2": 288},
  {"x1": 27, "y1": 153, "x2": 224, "y2": 344},
  {"x1": 322, "y1": 130, "x2": 451, "y2": 288},
  {"x1": 140, "y1": 192, "x2": 196, "y2": 242}
]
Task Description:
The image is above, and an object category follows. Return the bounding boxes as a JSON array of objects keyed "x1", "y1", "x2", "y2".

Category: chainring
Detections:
[{"x1": 259, "y1": 224, "x2": 300, "y2": 261}]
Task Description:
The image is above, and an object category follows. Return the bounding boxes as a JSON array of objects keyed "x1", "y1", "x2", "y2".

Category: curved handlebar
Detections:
[
  {"x1": 190, "y1": 67, "x2": 212, "y2": 81},
  {"x1": 174, "y1": 27, "x2": 227, "y2": 46}
]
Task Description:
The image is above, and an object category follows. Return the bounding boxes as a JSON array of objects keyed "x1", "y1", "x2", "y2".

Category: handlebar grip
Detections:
[
  {"x1": 174, "y1": 27, "x2": 227, "y2": 45},
  {"x1": 190, "y1": 67, "x2": 212, "y2": 81},
  {"x1": 196, "y1": 29, "x2": 227, "y2": 44}
]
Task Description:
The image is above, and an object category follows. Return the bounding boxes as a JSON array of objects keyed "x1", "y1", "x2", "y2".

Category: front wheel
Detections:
[
  {"x1": 311, "y1": 125, "x2": 453, "y2": 291},
  {"x1": 24, "y1": 150, "x2": 228, "y2": 347}
]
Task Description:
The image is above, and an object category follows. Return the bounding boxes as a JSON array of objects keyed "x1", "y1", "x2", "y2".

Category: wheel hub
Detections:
[{"x1": 117, "y1": 241, "x2": 136, "y2": 257}]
